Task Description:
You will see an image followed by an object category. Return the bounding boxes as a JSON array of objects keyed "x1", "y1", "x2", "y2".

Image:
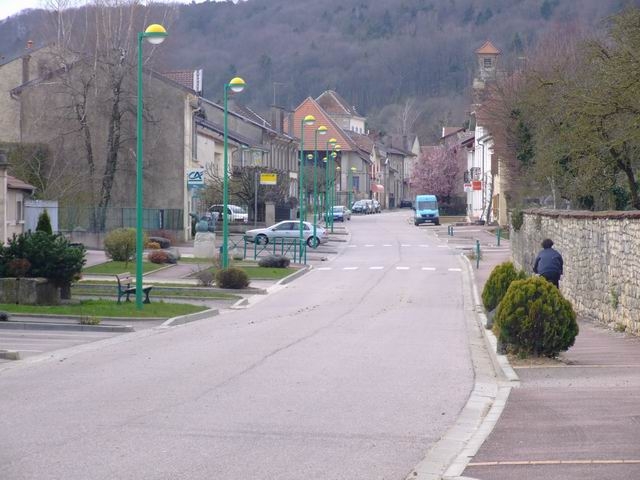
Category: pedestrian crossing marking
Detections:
[
  {"x1": 365, "y1": 244, "x2": 374, "y2": 247},
  {"x1": 419, "y1": 244, "x2": 429, "y2": 247},
  {"x1": 316, "y1": 267, "x2": 332, "y2": 271},
  {"x1": 370, "y1": 266, "x2": 384, "y2": 270},
  {"x1": 448, "y1": 268, "x2": 462, "y2": 272},
  {"x1": 396, "y1": 266, "x2": 410, "y2": 270},
  {"x1": 422, "y1": 267, "x2": 436, "y2": 271},
  {"x1": 343, "y1": 267, "x2": 358, "y2": 270},
  {"x1": 383, "y1": 244, "x2": 392, "y2": 247},
  {"x1": 401, "y1": 244, "x2": 411, "y2": 247}
]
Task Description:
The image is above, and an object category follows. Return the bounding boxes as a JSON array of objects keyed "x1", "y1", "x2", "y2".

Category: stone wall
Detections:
[
  {"x1": 511, "y1": 209, "x2": 640, "y2": 334},
  {"x1": 0, "y1": 277, "x2": 60, "y2": 305}
]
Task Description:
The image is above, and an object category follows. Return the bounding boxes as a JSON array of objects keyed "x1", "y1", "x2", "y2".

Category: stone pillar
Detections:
[
  {"x1": 265, "y1": 201, "x2": 276, "y2": 226},
  {"x1": 0, "y1": 150, "x2": 8, "y2": 245}
]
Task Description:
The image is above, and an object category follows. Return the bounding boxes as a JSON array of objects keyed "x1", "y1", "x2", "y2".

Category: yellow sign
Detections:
[{"x1": 260, "y1": 173, "x2": 277, "y2": 185}]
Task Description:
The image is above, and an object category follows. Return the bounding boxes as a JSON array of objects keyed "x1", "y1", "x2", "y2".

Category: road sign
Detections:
[{"x1": 260, "y1": 173, "x2": 277, "y2": 185}]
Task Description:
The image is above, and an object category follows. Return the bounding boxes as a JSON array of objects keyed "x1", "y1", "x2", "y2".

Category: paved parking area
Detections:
[{"x1": 0, "y1": 329, "x2": 122, "y2": 361}]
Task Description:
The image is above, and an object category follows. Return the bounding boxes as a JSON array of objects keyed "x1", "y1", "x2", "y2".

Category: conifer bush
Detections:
[
  {"x1": 493, "y1": 276, "x2": 579, "y2": 357},
  {"x1": 36, "y1": 209, "x2": 53, "y2": 235},
  {"x1": 215, "y1": 267, "x2": 250, "y2": 289},
  {"x1": 482, "y1": 261, "x2": 526, "y2": 312}
]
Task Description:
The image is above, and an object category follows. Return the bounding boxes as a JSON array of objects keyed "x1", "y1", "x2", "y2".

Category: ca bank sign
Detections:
[{"x1": 187, "y1": 168, "x2": 205, "y2": 188}]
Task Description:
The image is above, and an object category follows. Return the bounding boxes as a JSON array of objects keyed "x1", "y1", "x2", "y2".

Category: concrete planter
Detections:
[{"x1": 0, "y1": 277, "x2": 60, "y2": 305}]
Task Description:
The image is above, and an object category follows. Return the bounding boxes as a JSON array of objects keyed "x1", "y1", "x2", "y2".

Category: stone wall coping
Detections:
[{"x1": 524, "y1": 208, "x2": 640, "y2": 220}]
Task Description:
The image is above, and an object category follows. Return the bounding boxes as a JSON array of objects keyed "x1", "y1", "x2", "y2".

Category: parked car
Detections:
[
  {"x1": 399, "y1": 199, "x2": 413, "y2": 208},
  {"x1": 332, "y1": 205, "x2": 351, "y2": 222},
  {"x1": 209, "y1": 204, "x2": 248, "y2": 223},
  {"x1": 372, "y1": 199, "x2": 381, "y2": 213},
  {"x1": 245, "y1": 220, "x2": 328, "y2": 248},
  {"x1": 363, "y1": 199, "x2": 375, "y2": 214},
  {"x1": 351, "y1": 200, "x2": 368, "y2": 214}
]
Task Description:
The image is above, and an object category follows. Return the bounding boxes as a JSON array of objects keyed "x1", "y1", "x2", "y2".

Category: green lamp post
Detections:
[
  {"x1": 135, "y1": 23, "x2": 167, "y2": 309},
  {"x1": 299, "y1": 114, "x2": 315, "y2": 261},
  {"x1": 348, "y1": 166, "x2": 357, "y2": 207},
  {"x1": 324, "y1": 137, "x2": 337, "y2": 229},
  {"x1": 222, "y1": 76, "x2": 246, "y2": 269},
  {"x1": 312, "y1": 125, "x2": 327, "y2": 247}
]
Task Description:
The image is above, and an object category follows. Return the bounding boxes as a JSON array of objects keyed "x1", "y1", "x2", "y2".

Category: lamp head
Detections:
[
  {"x1": 336, "y1": 166, "x2": 341, "y2": 171},
  {"x1": 303, "y1": 114, "x2": 316, "y2": 126},
  {"x1": 328, "y1": 138, "x2": 337, "y2": 147},
  {"x1": 144, "y1": 24, "x2": 167, "y2": 45},
  {"x1": 331, "y1": 152, "x2": 337, "y2": 159},
  {"x1": 317, "y1": 125, "x2": 328, "y2": 135},
  {"x1": 334, "y1": 144, "x2": 341, "y2": 152},
  {"x1": 307, "y1": 153, "x2": 313, "y2": 160},
  {"x1": 322, "y1": 156, "x2": 327, "y2": 162},
  {"x1": 228, "y1": 77, "x2": 246, "y2": 93},
  {"x1": 351, "y1": 167, "x2": 357, "y2": 172}
]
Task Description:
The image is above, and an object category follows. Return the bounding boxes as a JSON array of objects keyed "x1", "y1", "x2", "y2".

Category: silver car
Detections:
[{"x1": 245, "y1": 221, "x2": 328, "y2": 248}]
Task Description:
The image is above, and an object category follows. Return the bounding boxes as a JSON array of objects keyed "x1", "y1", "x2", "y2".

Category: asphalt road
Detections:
[{"x1": 0, "y1": 210, "x2": 476, "y2": 480}]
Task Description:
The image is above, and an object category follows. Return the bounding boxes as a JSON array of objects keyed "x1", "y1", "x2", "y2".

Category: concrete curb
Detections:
[
  {"x1": 405, "y1": 254, "x2": 518, "y2": 480},
  {"x1": 0, "y1": 321, "x2": 134, "y2": 333},
  {"x1": 277, "y1": 264, "x2": 311, "y2": 285},
  {"x1": 0, "y1": 349, "x2": 20, "y2": 360},
  {"x1": 161, "y1": 308, "x2": 219, "y2": 327}
]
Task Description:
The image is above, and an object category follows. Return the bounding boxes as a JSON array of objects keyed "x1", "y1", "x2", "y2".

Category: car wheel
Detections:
[
  {"x1": 414, "y1": 221, "x2": 419, "y2": 226},
  {"x1": 435, "y1": 220, "x2": 440, "y2": 226},
  {"x1": 307, "y1": 236, "x2": 319, "y2": 248},
  {"x1": 256, "y1": 234, "x2": 269, "y2": 245}
]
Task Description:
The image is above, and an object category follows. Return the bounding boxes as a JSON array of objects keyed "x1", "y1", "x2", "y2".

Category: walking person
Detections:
[{"x1": 533, "y1": 238, "x2": 563, "y2": 288}]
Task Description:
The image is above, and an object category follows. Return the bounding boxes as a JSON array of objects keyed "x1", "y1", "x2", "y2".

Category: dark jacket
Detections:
[{"x1": 533, "y1": 248, "x2": 563, "y2": 277}]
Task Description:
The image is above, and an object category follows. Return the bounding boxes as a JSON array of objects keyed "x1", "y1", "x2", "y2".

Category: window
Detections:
[
  {"x1": 483, "y1": 57, "x2": 493, "y2": 68},
  {"x1": 352, "y1": 176, "x2": 360, "y2": 191},
  {"x1": 16, "y1": 200, "x2": 23, "y2": 222}
]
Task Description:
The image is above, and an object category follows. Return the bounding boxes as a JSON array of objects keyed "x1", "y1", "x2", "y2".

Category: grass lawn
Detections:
[
  {"x1": 72, "y1": 284, "x2": 240, "y2": 300},
  {"x1": 0, "y1": 300, "x2": 206, "y2": 318},
  {"x1": 83, "y1": 261, "x2": 164, "y2": 275}
]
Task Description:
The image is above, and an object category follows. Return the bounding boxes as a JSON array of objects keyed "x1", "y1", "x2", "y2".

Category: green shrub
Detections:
[
  {"x1": 511, "y1": 208, "x2": 523, "y2": 232},
  {"x1": 258, "y1": 255, "x2": 291, "y2": 268},
  {"x1": 80, "y1": 316, "x2": 101, "y2": 325},
  {"x1": 147, "y1": 250, "x2": 169, "y2": 264},
  {"x1": 104, "y1": 228, "x2": 145, "y2": 262},
  {"x1": 493, "y1": 276, "x2": 579, "y2": 357},
  {"x1": 2, "y1": 232, "x2": 86, "y2": 299},
  {"x1": 36, "y1": 209, "x2": 53, "y2": 235},
  {"x1": 482, "y1": 261, "x2": 526, "y2": 311},
  {"x1": 215, "y1": 267, "x2": 250, "y2": 289}
]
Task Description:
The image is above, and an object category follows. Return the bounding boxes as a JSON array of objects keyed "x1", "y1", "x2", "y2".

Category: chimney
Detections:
[
  {"x1": 22, "y1": 40, "x2": 33, "y2": 84},
  {"x1": 271, "y1": 105, "x2": 285, "y2": 134}
]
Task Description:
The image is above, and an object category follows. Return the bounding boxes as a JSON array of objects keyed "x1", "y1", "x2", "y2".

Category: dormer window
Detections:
[{"x1": 483, "y1": 57, "x2": 493, "y2": 68}]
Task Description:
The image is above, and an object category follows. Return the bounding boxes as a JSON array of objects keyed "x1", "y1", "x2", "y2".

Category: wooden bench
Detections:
[{"x1": 115, "y1": 272, "x2": 153, "y2": 304}]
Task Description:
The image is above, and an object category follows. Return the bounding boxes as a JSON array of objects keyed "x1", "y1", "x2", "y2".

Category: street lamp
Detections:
[
  {"x1": 324, "y1": 137, "x2": 337, "y2": 230},
  {"x1": 222, "y1": 76, "x2": 246, "y2": 269},
  {"x1": 349, "y1": 166, "x2": 357, "y2": 206},
  {"x1": 313, "y1": 125, "x2": 327, "y2": 247},
  {"x1": 299, "y1": 114, "x2": 315, "y2": 261},
  {"x1": 135, "y1": 23, "x2": 167, "y2": 309}
]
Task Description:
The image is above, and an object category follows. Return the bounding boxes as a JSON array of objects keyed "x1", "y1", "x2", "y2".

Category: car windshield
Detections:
[
  {"x1": 333, "y1": 206, "x2": 343, "y2": 211},
  {"x1": 230, "y1": 206, "x2": 246, "y2": 213},
  {"x1": 417, "y1": 200, "x2": 437, "y2": 210}
]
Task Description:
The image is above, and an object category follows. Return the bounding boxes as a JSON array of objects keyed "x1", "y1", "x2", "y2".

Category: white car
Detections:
[
  {"x1": 245, "y1": 221, "x2": 328, "y2": 248},
  {"x1": 209, "y1": 204, "x2": 248, "y2": 223}
]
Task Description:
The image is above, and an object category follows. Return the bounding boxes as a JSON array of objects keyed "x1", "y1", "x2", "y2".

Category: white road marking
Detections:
[
  {"x1": 370, "y1": 266, "x2": 384, "y2": 270},
  {"x1": 396, "y1": 266, "x2": 410, "y2": 270},
  {"x1": 348, "y1": 245, "x2": 357, "y2": 248},
  {"x1": 365, "y1": 244, "x2": 375, "y2": 247},
  {"x1": 422, "y1": 267, "x2": 436, "y2": 271},
  {"x1": 316, "y1": 267, "x2": 332, "y2": 271},
  {"x1": 437, "y1": 245, "x2": 449, "y2": 248},
  {"x1": 401, "y1": 244, "x2": 411, "y2": 247},
  {"x1": 383, "y1": 244, "x2": 392, "y2": 247},
  {"x1": 448, "y1": 268, "x2": 462, "y2": 272},
  {"x1": 343, "y1": 267, "x2": 358, "y2": 270},
  {"x1": 419, "y1": 244, "x2": 429, "y2": 247}
]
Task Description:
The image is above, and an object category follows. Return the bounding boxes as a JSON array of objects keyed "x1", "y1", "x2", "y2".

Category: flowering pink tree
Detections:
[{"x1": 411, "y1": 144, "x2": 462, "y2": 203}]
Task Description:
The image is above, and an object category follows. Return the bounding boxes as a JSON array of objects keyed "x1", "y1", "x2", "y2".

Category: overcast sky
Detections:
[{"x1": 0, "y1": 1, "x2": 212, "y2": 21}]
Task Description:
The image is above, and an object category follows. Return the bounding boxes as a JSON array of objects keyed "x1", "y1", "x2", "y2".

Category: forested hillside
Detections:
[{"x1": 0, "y1": 0, "x2": 637, "y2": 140}]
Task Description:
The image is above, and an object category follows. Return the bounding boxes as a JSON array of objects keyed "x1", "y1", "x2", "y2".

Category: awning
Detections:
[{"x1": 372, "y1": 184, "x2": 384, "y2": 193}]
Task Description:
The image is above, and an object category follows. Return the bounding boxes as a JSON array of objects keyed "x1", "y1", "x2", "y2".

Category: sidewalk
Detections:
[{"x1": 441, "y1": 225, "x2": 640, "y2": 480}]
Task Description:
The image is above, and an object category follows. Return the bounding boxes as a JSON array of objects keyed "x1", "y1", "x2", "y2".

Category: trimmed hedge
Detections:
[
  {"x1": 258, "y1": 255, "x2": 291, "y2": 268},
  {"x1": 482, "y1": 261, "x2": 526, "y2": 312},
  {"x1": 493, "y1": 276, "x2": 578, "y2": 357}
]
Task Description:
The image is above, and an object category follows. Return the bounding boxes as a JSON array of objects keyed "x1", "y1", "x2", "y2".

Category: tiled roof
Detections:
[
  {"x1": 475, "y1": 41, "x2": 501, "y2": 55},
  {"x1": 230, "y1": 101, "x2": 271, "y2": 128},
  {"x1": 289, "y1": 97, "x2": 356, "y2": 152},
  {"x1": 345, "y1": 130, "x2": 374, "y2": 154},
  {"x1": 162, "y1": 70, "x2": 195, "y2": 90},
  {"x1": 7, "y1": 175, "x2": 35, "y2": 192},
  {"x1": 316, "y1": 90, "x2": 360, "y2": 117},
  {"x1": 442, "y1": 127, "x2": 465, "y2": 139}
]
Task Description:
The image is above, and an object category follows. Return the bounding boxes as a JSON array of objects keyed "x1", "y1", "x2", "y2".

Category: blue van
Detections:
[{"x1": 414, "y1": 194, "x2": 440, "y2": 226}]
